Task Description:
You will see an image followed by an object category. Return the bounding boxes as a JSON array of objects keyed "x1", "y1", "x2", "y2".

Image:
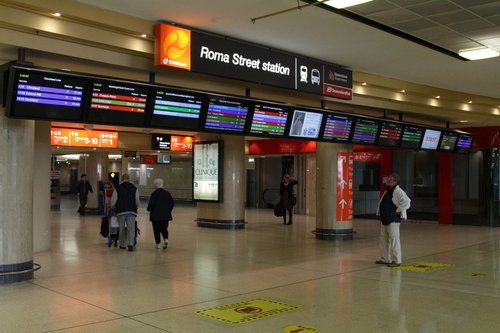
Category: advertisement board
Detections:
[{"x1": 193, "y1": 141, "x2": 223, "y2": 202}]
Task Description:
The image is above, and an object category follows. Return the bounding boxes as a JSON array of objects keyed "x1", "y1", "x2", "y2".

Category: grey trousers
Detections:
[{"x1": 118, "y1": 214, "x2": 136, "y2": 247}]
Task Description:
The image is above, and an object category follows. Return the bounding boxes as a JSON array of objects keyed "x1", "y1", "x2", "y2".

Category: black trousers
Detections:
[
  {"x1": 78, "y1": 194, "x2": 88, "y2": 214},
  {"x1": 151, "y1": 220, "x2": 169, "y2": 244}
]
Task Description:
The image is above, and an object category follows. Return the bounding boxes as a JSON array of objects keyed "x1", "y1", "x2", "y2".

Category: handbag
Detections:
[
  {"x1": 110, "y1": 216, "x2": 119, "y2": 228},
  {"x1": 100, "y1": 217, "x2": 109, "y2": 237},
  {"x1": 273, "y1": 201, "x2": 283, "y2": 217}
]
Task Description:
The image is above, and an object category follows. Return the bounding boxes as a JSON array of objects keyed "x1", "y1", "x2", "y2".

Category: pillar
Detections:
[
  {"x1": 79, "y1": 151, "x2": 109, "y2": 211},
  {"x1": 315, "y1": 142, "x2": 354, "y2": 240},
  {"x1": 438, "y1": 152, "x2": 453, "y2": 224},
  {"x1": 196, "y1": 134, "x2": 246, "y2": 229},
  {"x1": 33, "y1": 121, "x2": 51, "y2": 252},
  {"x1": 0, "y1": 113, "x2": 35, "y2": 283}
]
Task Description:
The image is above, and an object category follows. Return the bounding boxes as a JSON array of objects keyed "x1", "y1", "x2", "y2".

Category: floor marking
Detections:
[
  {"x1": 283, "y1": 324, "x2": 319, "y2": 332},
  {"x1": 195, "y1": 298, "x2": 300, "y2": 324},
  {"x1": 399, "y1": 262, "x2": 451, "y2": 273}
]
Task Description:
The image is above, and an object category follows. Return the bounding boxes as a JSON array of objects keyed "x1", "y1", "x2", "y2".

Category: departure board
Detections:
[
  {"x1": 421, "y1": 129, "x2": 442, "y2": 150},
  {"x1": 456, "y1": 134, "x2": 473, "y2": 153},
  {"x1": 203, "y1": 96, "x2": 250, "y2": 133},
  {"x1": 321, "y1": 113, "x2": 353, "y2": 142},
  {"x1": 351, "y1": 118, "x2": 380, "y2": 144},
  {"x1": 248, "y1": 103, "x2": 289, "y2": 137},
  {"x1": 400, "y1": 125, "x2": 424, "y2": 149},
  {"x1": 6, "y1": 67, "x2": 87, "y2": 121},
  {"x1": 149, "y1": 87, "x2": 204, "y2": 130},
  {"x1": 377, "y1": 121, "x2": 403, "y2": 147},
  {"x1": 439, "y1": 132, "x2": 459, "y2": 152},
  {"x1": 87, "y1": 79, "x2": 149, "y2": 126}
]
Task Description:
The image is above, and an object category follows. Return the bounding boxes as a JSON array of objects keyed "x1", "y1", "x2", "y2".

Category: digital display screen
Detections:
[
  {"x1": 421, "y1": 129, "x2": 442, "y2": 150},
  {"x1": 6, "y1": 67, "x2": 87, "y2": 121},
  {"x1": 377, "y1": 121, "x2": 403, "y2": 147},
  {"x1": 203, "y1": 96, "x2": 250, "y2": 133},
  {"x1": 351, "y1": 118, "x2": 380, "y2": 144},
  {"x1": 87, "y1": 79, "x2": 149, "y2": 126},
  {"x1": 288, "y1": 109, "x2": 323, "y2": 139},
  {"x1": 149, "y1": 88, "x2": 204, "y2": 130},
  {"x1": 321, "y1": 113, "x2": 353, "y2": 142},
  {"x1": 439, "y1": 132, "x2": 459, "y2": 152},
  {"x1": 456, "y1": 133, "x2": 473, "y2": 153},
  {"x1": 248, "y1": 103, "x2": 289, "y2": 137},
  {"x1": 193, "y1": 141, "x2": 223, "y2": 202},
  {"x1": 152, "y1": 133, "x2": 171, "y2": 151},
  {"x1": 400, "y1": 125, "x2": 424, "y2": 149}
]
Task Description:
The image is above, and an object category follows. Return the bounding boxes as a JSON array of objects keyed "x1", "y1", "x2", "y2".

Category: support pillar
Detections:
[
  {"x1": 196, "y1": 134, "x2": 246, "y2": 229},
  {"x1": 79, "y1": 151, "x2": 109, "y2": 212},
  {"x1": 315, "y1": 142, "x2": 354, "y2": 240},
  {"x1": 0, "y1": 113, "x2": 35, "y2": 283},
  {"x1": 438, "y1": 152, "x2": 453, "y2": 224}
]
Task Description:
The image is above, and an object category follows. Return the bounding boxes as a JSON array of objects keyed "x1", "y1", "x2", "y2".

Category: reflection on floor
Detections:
[{"x1": 2, "y1": 196, "x2": 500, "y2": 332}]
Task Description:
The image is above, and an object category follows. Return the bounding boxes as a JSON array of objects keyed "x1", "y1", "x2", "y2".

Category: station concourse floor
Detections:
[{"x1": 2, "y1": 197, "x2": 500, "y2": 332}]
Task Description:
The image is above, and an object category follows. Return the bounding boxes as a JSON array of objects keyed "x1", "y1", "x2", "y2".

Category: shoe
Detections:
[
  {"x1": 375, "y1": 260, "x2": 390, "y2": 265},
  {"x1": 162, "y1": 241, "x2": 168, "y2": 250},
  {"x1": 287, "y1": 221, "x2": 293, "y2": 225},
  {"x1": 127, "y1": 246, "x2": 134, "y2": 252},
  {"x1": 155, "y1": 244, "x2": 161, "y2": 249},
  {"x1": 119, "y1": 246, "x2": 126, "y2": 249},
  {"x1": 387, "y1": 262, "x2": 401, "y2": 267}
]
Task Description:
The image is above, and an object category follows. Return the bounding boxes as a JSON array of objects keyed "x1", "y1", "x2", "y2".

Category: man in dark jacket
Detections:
[
  {"x1": 147, "y1": 178, "x2": 175, "y2": 250},
  {"x1": 110, "y1": 174, "x2": 139, "y2": 251},
  {"x1": 76, "y1": 173, "x2": 93, "y2": 216}
]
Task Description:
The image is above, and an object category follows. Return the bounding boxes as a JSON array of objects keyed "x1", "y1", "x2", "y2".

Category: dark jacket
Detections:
[
  {"x1": 147, "y1": 188, "x2": 175, "y2": 222},
  {"x1": 114, "y1": 182, "x2": 138, "y2": 214},
  {"x1": 280, "y1": 180, "x2": 298, "y2": 201},
  {"x1": 76, "y1": 180, "x2": 93, "y2": 195}
]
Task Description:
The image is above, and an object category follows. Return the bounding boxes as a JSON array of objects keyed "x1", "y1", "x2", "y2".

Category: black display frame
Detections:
[
  {"x1": 245, "y1": 100, "x2": 292, "y2": 138},
  {"x1": 376, "y1": 120, "x2": 404, "y2": 147},
  {"x1": 351, "y1": 116, "x2": 381, "y2": 145},
  {"x1": 455, "y1": 132, "x2": 474, "y2": 154},
  {"x1": 318, "y1": 111, "x2": 355, "y2": 143},
  {"x1": 200, "y1": 94, "x2": 253, "y2": 134},
  {"x1": 5, "y1": 65, "x2": 89, "y2": 122},
  {"x1": 287, "y1": 107, "x2": 324, "y2": 139},
  {"x1": 147, "y1": 85, "x2": 207, "y2": 131},
  {"x1": 400, "y1": 124, "x2": 425, "y2": 150},
  {"x1": 420, "y1": 128, "x2": 442, "y2": 151},
  {"x1": 438, "y1": 131, "x2": 459, "y2": 152}
]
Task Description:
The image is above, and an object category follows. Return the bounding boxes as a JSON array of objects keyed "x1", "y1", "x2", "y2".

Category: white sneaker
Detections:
[{"x1": 155, "y1": 244, "x2": 161, "y2": 249}]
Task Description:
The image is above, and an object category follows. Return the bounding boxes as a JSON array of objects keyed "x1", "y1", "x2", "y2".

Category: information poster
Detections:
[
  {"x1": 193, "y1": 141, "x2": 223, "y2": 202},
  {"x1": 337, "y1": 152, "x2": 354, "y2": 222},
  {"x1": 50, "y1": 127, "x2": 118, "y2": 148}
]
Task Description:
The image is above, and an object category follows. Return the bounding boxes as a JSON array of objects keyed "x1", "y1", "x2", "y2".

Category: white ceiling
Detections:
[{"x1": 73, "y1": 0, "x2": 500, "y2": 100}]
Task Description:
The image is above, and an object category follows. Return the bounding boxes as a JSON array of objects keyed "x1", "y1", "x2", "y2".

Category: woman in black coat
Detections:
[
  {"x1": 279, "y1": 174, "x2": 298, "y2": 225},
  {"x1": 147, "y1": 178, "x2": 175, "y2": 250}
]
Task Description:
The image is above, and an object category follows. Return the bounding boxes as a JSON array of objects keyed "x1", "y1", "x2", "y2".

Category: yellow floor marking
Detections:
[
  {"x1": 195, "y1": 298, "x2": 300, "y2": 324},
  {"x1": 399, "y1": 262, "x2": 451, "y2": 273}
]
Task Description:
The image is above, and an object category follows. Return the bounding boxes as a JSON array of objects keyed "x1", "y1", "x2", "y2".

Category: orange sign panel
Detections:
[
  {"x1": 155, "y1": 23, "x2": 191, "y2": 70},
  {"x1": 170, "y1": 135, "x2": 193, "y2": 152},
  {"x1": 51, "y1": 128, "x2": 118, "y2": 148},
  {"x1": 337, "y1": 152, "x2": 354, "y2": 222}
]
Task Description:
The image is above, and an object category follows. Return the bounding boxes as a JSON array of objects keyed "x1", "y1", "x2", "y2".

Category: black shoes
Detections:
[
  {"x1": 375, "y1": 260, "x2": 390, "y2": 265},
  {"x1": 127, "y1": 246, "x2": 134, "y2": 252},
  {"x1": 387, "y1": 262, "x2": 401, "y2": 267}
]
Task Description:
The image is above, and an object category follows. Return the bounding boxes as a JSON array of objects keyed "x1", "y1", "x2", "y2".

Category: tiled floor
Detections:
[{"x1": 2, "y1": 197, "x2": 500, "y2": 332}]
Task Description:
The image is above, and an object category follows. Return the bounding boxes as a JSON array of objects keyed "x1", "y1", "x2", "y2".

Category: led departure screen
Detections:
[
  {"x1": 421, "y1": 129, "x2": 442, "y2": 150},
  {"x1": 248, "y1": 103, "x2": 289, "y2": 137},
  {"x1": 150, "y1": 88, "x2": 204, "y2": 130},
  {"x1": 377, "y1": 121, "x2": 403, "y2": 147},
  {"x1": 87, "y1": 79, "x2": 149, "y2": 126},
  {"x1": 351, "y1": 118, "x2": 380, "y2": 144},
  {"x1": 439, "y1": 132, "x2": 459, "y2": 152},
  {"x1": 321, "y1": 113, "x2": 353, "y2": 142},
  {"x1": 203, "y1": 96, "x2": 250, "y2": 133},
  {"x1": 400, "y1": 125, "x2": 424, "y2": 149},
  {"x1": 456, "y1": 134, "x2": 473, "y2": 153},
  {"x1": 288, "y1": 109, "x2": 323, "y2": 139},
  {"x1": 7, "y1": 67, "x2": 87, "y2": 121}
]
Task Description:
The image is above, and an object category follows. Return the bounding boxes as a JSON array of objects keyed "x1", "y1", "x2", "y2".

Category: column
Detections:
[
  {"x1": 0, "y1": 113, "x2": 35, "y2": 283},
  {"x1": 196, "y1": 134, "x2": 246, "y2": 229},
  {"x1": 79, "y1": 151, "x2": 109, "y2": 212},
  {"x1": 33, "y1": 121, "x2": 51, "y2": 252},
  {"x1": 315, "y1": 142, "x2": 354, "y2": 240},
  {"x1": 438, "y1": 152, "x2": 453, "y2": 224}
]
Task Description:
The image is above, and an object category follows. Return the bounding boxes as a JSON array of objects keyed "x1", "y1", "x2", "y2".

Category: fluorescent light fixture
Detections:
[
  {"x1": 459, "y1": 47, "x2": 499, "y2": 60},
  {"x1": 323, "y1": 0, "x2": 373, "y2": 9}
]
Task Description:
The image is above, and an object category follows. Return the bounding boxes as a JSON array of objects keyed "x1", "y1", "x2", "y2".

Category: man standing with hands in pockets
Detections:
[{"x1": 376, "y1": 173, "x2": 411, "y2": 267}]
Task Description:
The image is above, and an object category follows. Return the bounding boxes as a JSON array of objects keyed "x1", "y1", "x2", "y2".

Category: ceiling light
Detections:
[
  {"x1": 361, "y1": 82, "x2": 367, "y2": 86},
  {"x1": 323, "y1": 0, "x2": 373, "y2": 9},
  {"x1": 459, "y1": 120, "x2": 469, "y2": 123},
  {"x1": 400, "y1": 89, "x2": 406, "y2": 93},
  {"x1": 468, "y1": 100, "x2": 472, "y2": 104},
  {"x1": 435, "y1": 96, "x2": 440, "y2": 99},
  {"x1": 52, "y1": 12, "x2": 61, "y2": 17},
  {"x1": 458, "y1": 47, "x2": 499, "y2": 60},
  {"x1": 141, "y1": 34, "x2": 147, "y2": 38}
]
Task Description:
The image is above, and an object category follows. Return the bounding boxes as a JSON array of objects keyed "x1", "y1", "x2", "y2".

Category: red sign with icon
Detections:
[
  {"x1": 337, "y1": 152, "x2": 354, "y2": 222},
  {"x1": 51, "y1": 128, "x2": 118, "y2": 148}
]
